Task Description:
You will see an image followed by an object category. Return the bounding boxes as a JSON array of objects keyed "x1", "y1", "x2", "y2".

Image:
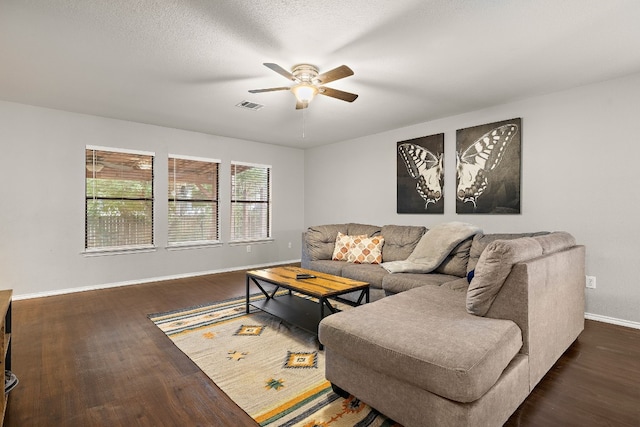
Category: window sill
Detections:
[
  {"x1": 83, "y1": 246, "x2": 157, "y2": 257},
  {"x1": 166, "y1": 241, "x2": 223, "y2": 251},
  {"x1": 228, "y1": 239, "x2": 274, "y2": 246}
]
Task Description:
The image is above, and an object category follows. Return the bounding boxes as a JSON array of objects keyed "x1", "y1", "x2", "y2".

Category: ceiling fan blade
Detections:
[
  {"x1": 295, "y1": 100, "x2": 309, "y2": 110},
  {"x1": 315, "y1": 65, "x2": 354, "y2": 84},
  {"x1": 248, "y1": 87, "x2": 291, "y2": 93},
  {"x1": 318, "y1": 87, "x2": 359, "y2": 102},
  {"x1": 264, "y1": 63, "x2": 297, "y2": 81}
]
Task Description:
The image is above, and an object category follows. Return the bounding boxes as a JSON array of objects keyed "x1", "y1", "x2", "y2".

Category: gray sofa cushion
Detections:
[
  {"x1": 382, "y1": 222, "x2": 480, "y2": 274},
  {"x1": 440, "y1": 277, "x2": 470, "y2": 292},
  {"x1": 341, "y1": 263, "x2": 388, "y2": 289},
  {"x1": 319, "y1": 285, "x2": 523, "y2": 402},
  {"x1": 305, "y1": 260, "x2": 345, "y2": 276},
  {"x1": 382, "y1": 272, "x2": 459, "y2": 294},
  {"x1": 534, "y1": 231, "x2": 576, "y2": 254},
  {"x1": 434, "y1": 238, "x2": 473, "y2": 277},
  {"x1": 304, "y1": 223, "x2": 380, "y2": 262},
  {"x1": 467, "y1": 231, "x2": 549, "y2": 273},
  {"x1": 380, "y1": 225, "x2": 426, "y2": 262},
  {"x1": 346, "y1": 222, "x2": 382, "y2": 237},
  {"x1": 467, "y1": 238, "x2": 543, "y2": 316},
  {"x1": 305, "y1": 224, "x2": 348, "y2": 261}
]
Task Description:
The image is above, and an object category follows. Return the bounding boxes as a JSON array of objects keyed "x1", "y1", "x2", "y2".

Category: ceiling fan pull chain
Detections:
[{"x1": 302, "y1": 108, "x2": 306, "y2": 139}]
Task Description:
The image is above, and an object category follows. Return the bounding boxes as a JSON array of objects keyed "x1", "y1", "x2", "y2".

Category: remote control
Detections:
[{"x1": 296, "y1": 274, "x2": 316, "y2": 279}]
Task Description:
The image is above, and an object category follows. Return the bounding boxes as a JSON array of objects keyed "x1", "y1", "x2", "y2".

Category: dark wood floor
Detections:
[{"x1": 5, "y1": 268, "x2": 640, "y2": 426}]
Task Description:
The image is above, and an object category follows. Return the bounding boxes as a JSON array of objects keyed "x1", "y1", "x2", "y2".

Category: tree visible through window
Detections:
[
  {"x1": 231, "y1": 162, "x2": 271, "y2": 241},
  {"x1": 168, "y1": 155, "x2": 219, "y2": 245},
  {"x1": 85, "y1": 147, "x2": 154, "y2": 250}
]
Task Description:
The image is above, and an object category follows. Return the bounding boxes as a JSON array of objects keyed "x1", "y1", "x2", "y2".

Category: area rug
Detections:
[{"x1": 149, "y1": 293, "x2": 399, "y2": 426}]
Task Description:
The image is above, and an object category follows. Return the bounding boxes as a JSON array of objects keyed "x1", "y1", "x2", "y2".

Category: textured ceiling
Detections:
[{"x1": 1, "y1": 0, "x2": 640, "y2": 148}]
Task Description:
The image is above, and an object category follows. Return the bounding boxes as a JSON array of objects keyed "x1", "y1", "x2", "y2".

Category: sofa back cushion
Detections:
[
  {"x1": 305, "y1": 223, "x2": 381, "y2": 261},
  {"x1": 346, "y1": 223, "x2": 381, "y2": 237},
  {"x1": 305, "y1": 224, "x2": 349, "y2": 261},
  {"x1": 467, "y1": 237, "x2": 543, "y2": 316},
  {"x1": 533, "y1": 231, "x2": 576, "y2": 254},
  {"x1": 467, "y1": 231, "x2": 549, "y2": 273},
  {"x1": 434, "y1": 237, "x2": 473, "y2": 277},
  {"x1": 380, "y1": 225, "x2": 426, "y2": 262}
]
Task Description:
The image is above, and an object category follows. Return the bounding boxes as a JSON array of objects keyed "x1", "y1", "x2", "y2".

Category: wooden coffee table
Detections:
[{"x1": 245, "y1": 266, "x2": 369, "y2": 349}]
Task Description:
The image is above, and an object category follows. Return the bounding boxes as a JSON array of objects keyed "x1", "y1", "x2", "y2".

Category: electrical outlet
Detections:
[
  {"x1": 288, "y1": 242, "x2": 292, "y2": 249},
  {"x1": 246, "y1": 245, "x2": 251, "y2": 253},
  {"x1": 586, "y1": 275, "x2": 596, "y2": 289}
]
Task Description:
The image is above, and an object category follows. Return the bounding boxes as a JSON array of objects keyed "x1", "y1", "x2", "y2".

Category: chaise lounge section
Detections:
[{"x1": 302, "y1": 223, "x2": 585, "y2": 426}]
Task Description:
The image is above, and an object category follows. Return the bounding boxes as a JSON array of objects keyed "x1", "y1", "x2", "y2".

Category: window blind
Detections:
[
  {"x1": 168, "y1": 156, "x2": 219, "y2": 245},
  {"x1": 85, "y1": 147, "x2": 154, "y2": 250},
  {"x1": 230, "y1": 162, "x2": 271, "y2": 241}
]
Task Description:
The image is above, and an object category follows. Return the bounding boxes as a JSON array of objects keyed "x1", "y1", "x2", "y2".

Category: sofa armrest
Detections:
[{"x1": 486, "y1": 245, "x2": 585, "y2": 390}]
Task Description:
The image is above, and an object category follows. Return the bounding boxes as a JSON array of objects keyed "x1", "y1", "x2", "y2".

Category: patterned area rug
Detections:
[{"x1": 149, "y1": 293, "x2": 399, "y2": 426}]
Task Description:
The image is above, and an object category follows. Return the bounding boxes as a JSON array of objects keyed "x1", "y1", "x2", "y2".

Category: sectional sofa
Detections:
[{"x1": 301, "y1": 222, "x2": 585, "y2": 427}]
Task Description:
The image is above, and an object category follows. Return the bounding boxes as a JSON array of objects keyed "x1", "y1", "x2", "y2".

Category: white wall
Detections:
[
  {"x1": 3, "y1": 73, "x2": 639, "y2": 324},
  {"x1": 0, "y1": 101, "x2": 305, "y2": 297},
  {"x1": 305, "y1": 73, "x2": 640, "y2": 325}
]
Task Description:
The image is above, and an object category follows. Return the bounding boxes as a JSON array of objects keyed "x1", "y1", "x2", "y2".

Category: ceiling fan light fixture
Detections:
[{"x1": 292, "y1": 84, "x2": 318, "y2": 103}]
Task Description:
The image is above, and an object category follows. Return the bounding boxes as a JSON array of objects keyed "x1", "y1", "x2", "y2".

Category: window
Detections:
[
  {"x1": 230, "y1": 161, "x2": 271, "y2": 242},
  {"x1": 168, "y1": 155, "x2": 220, "y2": 246},
  {"x1": 85, "y1": 146, "x2": 154, "y2": 251}
]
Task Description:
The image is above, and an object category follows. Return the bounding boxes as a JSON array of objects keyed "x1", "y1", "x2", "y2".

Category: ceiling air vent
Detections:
[{"x1": 236, "y1": 100, "x2": 264, "y2": 111}]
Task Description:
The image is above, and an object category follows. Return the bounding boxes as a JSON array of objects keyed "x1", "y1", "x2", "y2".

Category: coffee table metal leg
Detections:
[
  {"x1": 319, "y1": 297, "x2": 326, "y2": 350},
  {"x1": 245, "y1": 275, "x2": 250, "y2": 314},
  {"x1": 249, "y1": 276, "x2": 278, "y2": 300},
  {"x1": 353, "y1": 288, "x2": 370, "y2": 306},
  {"x1": 247, "y1": 275, "x2": 279, "y2": 313}
]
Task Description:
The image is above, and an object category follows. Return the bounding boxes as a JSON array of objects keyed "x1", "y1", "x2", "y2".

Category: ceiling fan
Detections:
[{"x1": 249, "y1": 63, "x2": 358, "y2": 109}]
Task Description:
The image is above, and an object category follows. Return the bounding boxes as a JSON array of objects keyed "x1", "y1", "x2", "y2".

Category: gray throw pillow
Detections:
[
  {"x1": 467, "y1": 231, "x2": 549, "y2": 273},
  {"x1": 466, "y1": 238, "x2": 543, "y2": 316}
]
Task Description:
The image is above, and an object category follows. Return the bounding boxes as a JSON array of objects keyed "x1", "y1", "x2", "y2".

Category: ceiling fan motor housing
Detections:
[{"x1": 291, "y1": 64, "x2": 319, "y2": 83}]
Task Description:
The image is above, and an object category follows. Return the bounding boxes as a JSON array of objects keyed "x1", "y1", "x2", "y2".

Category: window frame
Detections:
[
  {"x1": 167, "y1": 154, "x2": 221, "y2": 249},
  {"x1": 229, "y1": 161, "x2": 272, "y2": 244},
  {"x1": 84, "y1": 145, "x2": 156, "y2": 255}
]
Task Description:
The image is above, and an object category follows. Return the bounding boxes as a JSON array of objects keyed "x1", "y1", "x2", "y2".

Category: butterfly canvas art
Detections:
[
  {"x1": 456, "y1": 118, "x2": 522, "y2": 214},
  {"x1": 397, "y1": 133, "x2": 444, "y2": 213}
]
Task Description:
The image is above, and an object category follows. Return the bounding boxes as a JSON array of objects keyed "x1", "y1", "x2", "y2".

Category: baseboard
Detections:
[
  {"x1": 585, "y1": 312, "x2": 640, "y2": 330},
  {"x1": 13, "y1": 259, "x2": 301, "y2": 301}
]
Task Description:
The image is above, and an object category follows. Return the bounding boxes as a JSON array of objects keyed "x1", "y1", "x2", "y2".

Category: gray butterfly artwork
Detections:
[
  {"x1": 397, "y1": 133, "x2": 444, "y2": 214},
  {"x1": 456, "y1": 119, "x2": 521, "y2": 214}
]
